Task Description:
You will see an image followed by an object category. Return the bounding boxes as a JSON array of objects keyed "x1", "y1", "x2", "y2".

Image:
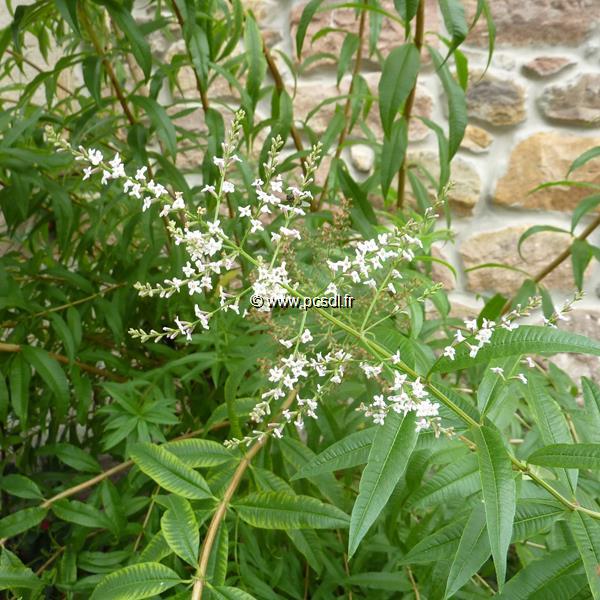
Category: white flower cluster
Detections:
[
  {"x1": 359, "y1": 371, "x2": 441, "y2": 433},
  {"x1": 441, "y1": 300, "x2": 541, "y2": 362},
  {"x1": 251, "y1": 261, "x2": 292, "y2": 312},
  {"x1": 326, "y1": 224, "x2": 429, "y2": 292}
]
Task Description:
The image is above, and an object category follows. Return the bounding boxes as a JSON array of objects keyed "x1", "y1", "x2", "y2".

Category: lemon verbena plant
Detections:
[
  {"x1": 3, "y1": 1, "x2": 600, "y2": 599},
  {"x1": 41, "y1": 112, "x2": 600, "y2": 600}
]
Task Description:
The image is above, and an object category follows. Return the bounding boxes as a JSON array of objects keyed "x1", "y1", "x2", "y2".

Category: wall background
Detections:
[{"x1": 3, "y1": 0, "x2": 600, "y2": 379}]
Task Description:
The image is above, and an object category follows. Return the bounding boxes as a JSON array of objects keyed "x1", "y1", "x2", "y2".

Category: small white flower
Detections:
[
  {"x1": 172, "y1": 193, "x2": 185, "y2": 210},
  {"x1": 490, "y1": 367, "x2": 504, "y2": 375},
  {"x1": 135, "y1": 166, "x2": 147, "y2": 181},
  {"x1": 250, "y1": 219, "x2": 264, "y2": 233},
  {"x1": 391, "y1": 351, "x2": 401, "y2": 365},
  {"x1": 88, "y1": 148, "x2": 103, "y2": 166},
  {"x1": 300, "y1": 329, "x2": 313, "y2": 344},
  {"x1": 142, "y1": 197, "x2": 152, "y2": 212},
  {"x1": 455, "y1": 330, "x2": 465, "y2": 343},
  {"x1": 202, "y1": 184, "x2": 216, "y2": 194},
  {"x1": 443, "y1": 346, "x2": 456, "y2": 360},
  {"x1": 524, "y1": 357, "x2": 535, "y2": 368},
  {"x1": 517, "y1": 373, "x2": 528, "y2": 385},
  {"x1": 222, "y1": 180, "x2": 235, "y2": 194},
  {"x1": 279, "y1": 338, "x2": 294, "y2": 349},
  {"x1": 82, "y1": 166, "x2": 93, "y2": 180},
  {"x1": 213, "y1": 157, "x2": 225, "y2": 168},
  {"x1": 239, "y1": 205, "x2": 252, "y2": 217}
]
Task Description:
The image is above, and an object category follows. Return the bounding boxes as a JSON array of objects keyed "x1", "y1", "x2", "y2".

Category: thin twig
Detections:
[
  {"x1": 263, "y1": 44, "x2": 307, "y2": 176},
  {"x1": 191, "y1": 390, "x2": 297, "y2": 600},
  {"x1": 501, "y1": 213, "x2": 600, "y2": 315},
  {"x1": 397, "y1": 0, "x2": 425, "y2": 209},
  {"x1": 0, "y1": 341, "x2": 126, "y2": 381},
  {"x1": 406, "y1": 566, "x2": 421, "y2": 600}
]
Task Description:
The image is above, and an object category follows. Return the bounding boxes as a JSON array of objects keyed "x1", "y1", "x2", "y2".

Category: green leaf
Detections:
[
  {"x1": 394, "y1": 0, "x2": 420, "y2": 23},
  {"x1": 526, "y1": 373, "x2": 577, "y2": 493},
  {"x1": 572, "y1": 239, "x2": 593, "y2": 290},
  {"x1": 407, "y1": 453, "x2": 480, "y2": 508},
  {"x1": 98, "y1": 1, "x2": 152, "y2": 80},
  {"x1": 445, "y1": 504, "x2": 491, "y2": 598},
  {"x1": 473, "y1": 425, "x2": 516, "y2": 590},
  {"x1": 296, "y1": 0, "x2": 323, "y2": 58},
  {"x1": 497, "y1": 548, "x2": 581, "y2": 599},
  {"x1": 568, "y1": 146, "x2": 600, "y2": 176},
  {"x1": 244, "y1": 14, "x2": 267, "y2": 105},
  {"x1": 21, "y1": 346, "x2": 69, "y2": 419},
  {"x1": 41, "y1": 443, "x2": 101, "y2": 473},
  {"x1": 477, "y1": 356, "x2": 521, "y2": 415},
  {"x1": 82, "y1": 55, "x2": 103, "y2": 105},
  {"x1": 348, "y1": 410, "x2": 419, "y2": 557},
  {"x1": 0, "y1": 475, "x2": 42, "y2": 500},
  {"x1": 292, "y1": 428, "x2": 375, "y2": 480},
  {"x1": 527, "y1": 443, "x2": 600, "y2": 470},
  {"x1": 429, "y1": 46, "x2": 467, "y2": 159},
  {"x1": 439, "y1": 0, "x2": 468, "y2": 56},
  {"x1": 583, "y1": 378, "x2": 600, "y2": 442},
  {"x1": 131, "y1": 96, "x2": 177, "y2": 156},
  {"x1": 0, "y1": 507, "x2": 46, "y2": 539},
  {"x1": 130, "y1": 442, "x2": 213, "y2": 500},
  {"x1": 234, "y1": 492, "x2": 349, "y2": 530},
  {"x1": 337, "y1": 33, "x2": 358, "y2": 86},
  {"x1": 0, "y1": 375, "x2": 7, "y2": 422},
  {"x1": 517, "y1": 225, "x2": 570, "y2": 259},
  {"x1": 433, "y1": 325, "x2": 600, "y2": 373},
  {"x1": 164, "y1": 439, "x2": 235, "y2": 468},
  {"x1": 402, "y1": 515, "x2": 469, "y2": 564},
  {"x1": 380, "y1": 118, "x2": 408, "y2": 198},
  {"x1": 378, "y1": 44, "x2": 420, "y2": 137},
  {"x1": 570, "y1": 511, "x2": 600, "y2": 599},
  {"x1": 511, "y1": 499, "x2": 565, "y2": 542},
  {"x1": 55, "y1": 0, "x2": 81, "y2": 35},
  {"x1": 9, "y1": 354, "x2": 30, "y2": 425},
  {"x1": 472, "y1": 0, "x2": 496, "y2": 72},
  {"x1": 90, "y1": 562, "x2": 182, "y2": 600},
  {"x1": 160, "y1": 496, "x2": 198, "y2": 567},
  {"x1": 212, "y1": 587, "x2": 257, "y2": 600},
  {"x1": 571, "y1": 194, "x2": 600, "y2": 232},
  {"x1": 52, "y1": 499, "x2": 112, "y2": 530}
]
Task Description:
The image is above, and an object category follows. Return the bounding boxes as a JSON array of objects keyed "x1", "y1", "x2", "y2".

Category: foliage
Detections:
[{"x1": 1, "y1": 1, "x2": 600, "y2": 599}]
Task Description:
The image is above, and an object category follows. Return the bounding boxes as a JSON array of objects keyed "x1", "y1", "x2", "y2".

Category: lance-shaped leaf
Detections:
[
  {"x1": 90, "y1": 562, "x2": 181, "y2": 600},
  {"x1": 528, "y1": 443, "x2": 600, "y2": 470},
  {"x1": 0, "y1": 507, "x2": 46, "y2": 539},
  {"x1": 511, "y1": 500, "x2": 564, "y2": 542},
  {"x1": 439, "y1": 0, "x2": 468, "y2": 57},
  {"x1": 212, "y1": 587, "x2": 257, "y2": 600},
  {"x1": 164, "y1": 439, "x2": 236, "y2": 468},
  {"x1": 445, "y1": 503, "x2": 491, "y2": 598},
  {"x1": 130, "y1": 442, "x2": 212, "y2": 500},
  {"x1": 292, "y1": 428, "x2": 376, "y2": 480},
  {"x1": 349, "y1": 410, "x2": 419, "y2": 557},
  {"x1": 380, "y1": 118, "x2": 408, "y2": 198},
  {"x1": 473, "y1": 425, "x2": 516, "y2": 591},
  {"x1": 583, "y1": 377, "x2": 600, "y2": 442},
  {"x1": 378, "y1": 44, "x2": 420, "y2": 137},
  {"x1": 570, "y1": 511, "x2": 600, "y2": 599},
  {"x1": 244, "y1": 14, "x2": 267, "y2": 106},
  {"x1": 234, "y1": 492, "x2": 349, "y2": 530},
  {"x1": 160, "y1": 496, "x2": 198, "y2": 567},
  {"x1": 526, "y1": 374, "x2": 577, "y2": 493},
  {"x1": 497, "y1": 548, "x2": 581, "y2": 599},
  {"x1": 432, "y1": 325, "x2": 600, "y2": 373}
]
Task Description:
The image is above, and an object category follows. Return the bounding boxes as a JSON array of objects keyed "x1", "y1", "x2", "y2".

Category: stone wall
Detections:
[
  {"x1": 253, "y1": 0, "x2": 600, "y2": 380},
  {"x1": 3, "y1": 1, "x2": 600, "y2": 377}
]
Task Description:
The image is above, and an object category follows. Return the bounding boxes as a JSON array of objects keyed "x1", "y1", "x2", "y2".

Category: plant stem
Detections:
[
  {"x1": 314, "y1": 0, "x2": 369, "y2": 211},
  {"x1": 0, "y1": 341, "x2": 125, "y2": 382},
  {"x1": 263, "y1": 43, "x2": 307, "y2": 176},
  {"x1": 228, "y1": 241, "x2": 600, "y2": 520},
  {"x1": 191, "y1": 390, "x2": 297, "y2": 600},
  {"x1": 170, "y1": 0, "x2": 210, "y2": 113},
  {"x1": 397, "y1": 0, "x2": 425, "y2": 210},
  {"x1": 501, "y1": 213, "x2": 600, "y2": 315}
]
